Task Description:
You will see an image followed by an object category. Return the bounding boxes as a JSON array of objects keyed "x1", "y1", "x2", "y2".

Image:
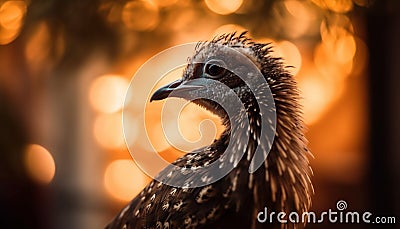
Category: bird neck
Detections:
[
  {"x1": 211, "y1": 84, "x2": 313, "y2": 216},
  {"x1": 216, "y1": 88, "x2": 263, "y2": 166}
]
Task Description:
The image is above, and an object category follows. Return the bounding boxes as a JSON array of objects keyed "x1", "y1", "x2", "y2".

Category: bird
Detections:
[{"x1": 106, "y1": 32, "x2": 313, "y2": 229}]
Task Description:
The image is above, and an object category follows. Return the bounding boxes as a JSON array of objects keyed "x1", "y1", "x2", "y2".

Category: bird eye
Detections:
[{"x1": 204, "y1": 59, "x2": 226, "y2": 78}]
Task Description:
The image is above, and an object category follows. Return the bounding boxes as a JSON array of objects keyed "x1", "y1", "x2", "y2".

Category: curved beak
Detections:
[{"x1": 150, "y1": 79, "x2": 204, "y2": 102}]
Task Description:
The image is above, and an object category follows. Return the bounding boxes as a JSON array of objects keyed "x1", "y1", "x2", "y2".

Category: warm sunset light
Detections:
[
  {"x1": 283, "y1": 0, "x2": 315, "y2": 38},
  {"x1": 122, "y1": 0, "x2": 159, "y2": 31},
  {"x1": 0, "y1": 1, "x2": 26, "y2": 29},
  {"x1": 299, "y1": 75, "x2": 331, "y2": 124},
  {"x1": 0, "y1": 0, "x2": 26, "y2": 45},
  {"x1": 123, "y1": 114, "x2": 140, "y2": 149},
  {"x1": 284, "y1": 0, "x2": 314, "y2": 20},
  {"x1": 89, "y1": 75, "x2": 129, "y2": 114},
  {"x1": 314, "y1": 18, "x2": 356, "y2": 82},
  {"x1": 162, "y1": 102, "x2": 219, "y2": 152},
  {"x1": 24, "y1": 22, "x2": 52, "y2": 73},
  {"x1": 154, "y1": 0, "x2": 178, "y2": 8},
  {"x1": 274, "y1": 40, "x2": 302, "y2": 76},
  {"x1": 311, "y1": 0, "x2": 353, "y2": 13},
  {"x1": 94, "y1": 113, "x2": 126, "y2": 150},
  {"x1": 213, "y1": 24, "x2": 247, "y2": 37},
  {"x1": 204, "y1": 0, "x2": 243, "y2": 15},
  {"x1": 320, "y1": 18, "x2": 356, "y2": 64},
  {"x1": 314, "y1": 42, "x2": 353, "y2": 79},
  {"x1": 325, "y1": 0, "x2": 353, "y2": 13},
  {"x1": 142, "y1": 119, "x2": 172, "y2": 152},
  {"x1": 24, "y1": 144, "x2": 56, "y2": 184},
  {"x1": 104, "y1": 159, "x2": 148, "y2": 202},
  {"x1": 298, "y1": 69, "x2": 345, "y2": 125}
]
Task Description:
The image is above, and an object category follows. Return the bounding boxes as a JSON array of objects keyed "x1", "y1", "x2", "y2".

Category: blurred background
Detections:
[{"x1": 0, "y1": 0, "x2": 399, "y2": 228}]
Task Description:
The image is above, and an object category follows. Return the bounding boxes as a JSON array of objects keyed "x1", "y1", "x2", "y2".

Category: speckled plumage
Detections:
[{"x1": 106, "y1": 32, "x2": 313, "y2": 229}]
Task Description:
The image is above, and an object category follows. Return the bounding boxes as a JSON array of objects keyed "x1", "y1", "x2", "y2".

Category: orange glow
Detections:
[
  {"x1": 123, "y1": 114, "x2": 140, "y2": 148},
  {"x1": 213, "y1": 24, "x2": 247, "y2": 37},
  {"x1": 314, "y1": 42, "x2": 353, "y2": 79},
  {"x1": 283, "y1": 0, "x2": 315, "y2": 38},
  {"x1": 154, "y1": 0, "x2": 178, "y2": 8},
  {"x1": 143, "y1": 118, "x2": 172, "y2": 152},
  {"x1": 0, "y1": 27, "x2": 18, "y2": 44},
  {"x1": 255, "y1": 37, "x2": 274, "y2": 44},
  {"x1": 89, "y1": 75, "x2": 129, "y2": 113},
  {"x1": 284, "y1": 0, "x2": 314, "y2": 20},
  {"x1": 299, "y1": 75, "x2": 331, "y2": 124},
  {"x1": 167, "y1": 9, "x2": 214, "y2": 44},
  {"x1": 169, "y1": 8, "x2": 196, "y2": 32},
  {"x1": 314, "y1": 18, "x2": 356, "y2": 82},
  {"x1": 320, "y1": 17, "x2": 355, "y2": 62},
  {"x1": 178, "y1": 104, "x2": 219, "y2": 143},
  {"x1": 122, "y1": 0, "x2": 159, "y2": 31},
  {"x1": 158, "y1": 148, "x2": 184, "y2": 164},
  {"x1": 320, "y1": 14, "x2": 354, "y2": 36},
  {"x1": 24, "y1": 22, "x2": 52, "y2": 73},
  {"x1": 351, "y1": 37, "x2": 369, "y2": 76},
  {"x1": 301, "y1": 19, "x2": 356, "y2": 125},
  {"x1": 162, "y1": 102, "x2": 220, "y2": 152},
  {"x1": 298, "y1": 68, "x2": 345, "y2": 125},
  {"x1": 139, "y1": 69, "x2": 183, "y2": 152},
  {"x1": 94, "y1": 113, "x2": 126, "y2": 149},
  {"x1": 24, "y1": 144, "x2": 56, "y2": 184},
  {"x1": 325, "y1": 0, "x2": 353, "y2": 13},
  {"x1": 274, "y1": 40, "x2": 302, "y2": 76},
  {"x1": 331, "y1": 33, "x2": 356, "y2": 64},
  {"x1": 0, "y1": 1, "x2": 26, "y2": 29},
  {"x1": 320, "y1": 23, "x2": 356, "y2": 65},
  {"x1": 310, "y1": 0, "x2": 327, "y2": 9},
  {"x1": 0, "y1": 1, "x2": 26, "y2": 45},
  {"x1": 205, "y1": 0, "x2": 243, "y2": 15},
  {"x1": 104, "y1": 160, "x2": 148, "y2": 202},
  {"x1": 311, "y1": 0, "x2": 354, "y2": 12}
]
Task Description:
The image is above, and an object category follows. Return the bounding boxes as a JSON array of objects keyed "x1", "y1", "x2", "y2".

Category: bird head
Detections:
[{"x1": 150, "y1": 32, "x2": 275, "y2": 121}]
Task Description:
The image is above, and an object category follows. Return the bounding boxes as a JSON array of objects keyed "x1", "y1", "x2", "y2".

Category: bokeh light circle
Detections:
[
  {"x1": 204, "y1": 0, "x2": 243, "y2": 15},
  {"x1": 104, "y1": 160, "x2": 148, "y2": 202},
  {"x1": 24, "y1": 144, "x2": 56, "y2": 184}
]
